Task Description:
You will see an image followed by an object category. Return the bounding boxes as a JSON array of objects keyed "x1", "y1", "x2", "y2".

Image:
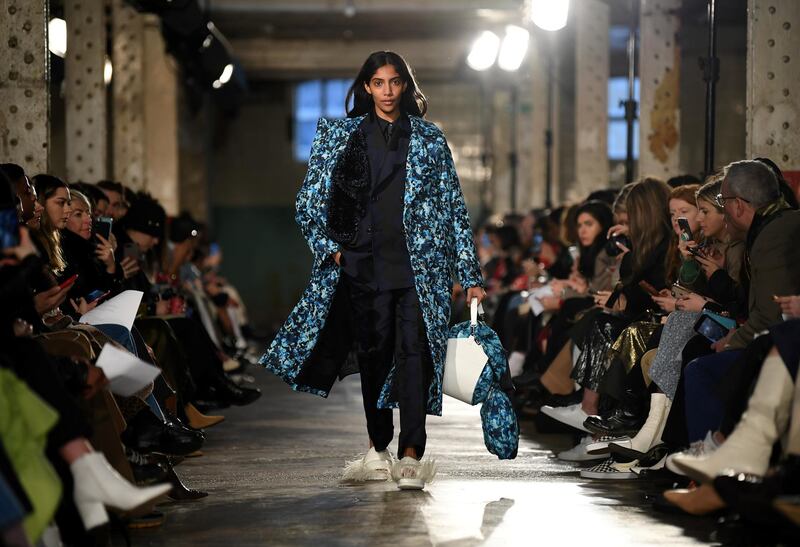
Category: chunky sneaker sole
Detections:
[{"x1": 391, "y1": 457, "x2": 436, "y2": 491}]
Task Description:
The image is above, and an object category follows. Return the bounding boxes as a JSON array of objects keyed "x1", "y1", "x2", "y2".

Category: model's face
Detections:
[
  {"x1": 697, "y1": 198, "x2": 725, "y2": 239},
  {"x1": 45, "y1": 187, "x2": 72, "y2": 229},
  {"x1": 576, "y1": 212, "x2": 602, "y2": 247},
  {"x1": 364, "y1": 64, "x2": 407, "y2": 120},
  {"x1": 669, "y1": 198, "x2": 699, "y2": 236},
  {"x1": 67, "y1": 201, "x2": 93, "y2": 240}
]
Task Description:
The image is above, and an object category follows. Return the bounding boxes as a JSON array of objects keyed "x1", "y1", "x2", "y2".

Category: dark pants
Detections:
[
  {"x1": 684, "y1": 349, "x2": 744, "y2": 441},
  {"x1": 346, "y1": 277, "x2": 431, "y2": 459}
]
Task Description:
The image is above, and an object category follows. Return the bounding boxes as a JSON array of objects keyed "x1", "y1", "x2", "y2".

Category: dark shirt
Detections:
[{"x1": 340, "y1": 112, "x2": 415, "y2": 291}]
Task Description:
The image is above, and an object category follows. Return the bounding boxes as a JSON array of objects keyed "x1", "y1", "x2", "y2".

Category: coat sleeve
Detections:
[
  {"x1": 295, "y1": 117, "x2": 341, "y2": 264},
  {"x1": 440, "y1": 136, "x2": 483, "y2": 289},
  {"x1": 728, "y1": 216, "x2": 800, "y2": 349}
]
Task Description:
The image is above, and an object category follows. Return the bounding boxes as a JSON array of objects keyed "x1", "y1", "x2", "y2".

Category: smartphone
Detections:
[
  {"x1": 209, "y1": 242, "x2": 220, "y2": 257},
  {"x1": 92, "y1": 216, "x2": 113, "y2": 241},
  {"x1": 687, "y1": 246, "x2": 703, "y2": 257},
  {"x1": 58, "y1": 274, "x2": 79, "y2": 290},
  {"x1": 671, "y1": 283, "x2": 693, "y2": 299},
  {"x1": 677, "y1": 217, "x2": 693, "y2": 242},
  {"x1": 85, "y1": 289, "x2": 109, "y2": 304},
  {"x1": 638, "y1": 280, "x2": 661, "y2": 297},
  {"x1": 123, "y1": 242, "x2": 141, "y2": 262},
  {"x1": 693, "y1": 312, "x2": 736, "y2": 343},
  {"x1": 0, "y1": 208, "x2": 20, "y2": 249}
]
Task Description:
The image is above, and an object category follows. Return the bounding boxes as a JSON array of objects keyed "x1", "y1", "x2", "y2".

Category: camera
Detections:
[{"x1": 605, "y1": 233, "x2": 631, "y2": 257}]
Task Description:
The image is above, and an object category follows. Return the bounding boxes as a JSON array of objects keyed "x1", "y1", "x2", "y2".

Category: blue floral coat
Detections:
[{"x1": 260, "y1": 115, "x2": 483, "y2": 416}]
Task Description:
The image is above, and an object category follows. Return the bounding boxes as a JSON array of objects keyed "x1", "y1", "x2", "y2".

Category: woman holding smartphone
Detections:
[{"x1": 261, "y1": 51, "x2": 484, "y2": 490}]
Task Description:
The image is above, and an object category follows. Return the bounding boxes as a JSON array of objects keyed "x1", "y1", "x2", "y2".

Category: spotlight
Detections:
[
  {"x1": 530, "y1": 0, "x2": 570, "y2": 32},
  {"x1": 467, "y1": 31, "x2": 500, "y2": 71},
  {"x1": 48, "y1": 18, "x2": 67, "y2": 57},
  {"x1": 498, "y1": 25, "x2": 530, "y2": 71},
  {"x1": 104, "y1": 56, "x2": 113, "y2": 85}
]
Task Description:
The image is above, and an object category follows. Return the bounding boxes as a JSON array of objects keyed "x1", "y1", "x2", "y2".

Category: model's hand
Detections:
[
  {"x1": 332, "y1": 251, "x2": 342, "y2": 266},
  {"x1": 466, "y1": 286, "x2": 485, "y2": 307}
]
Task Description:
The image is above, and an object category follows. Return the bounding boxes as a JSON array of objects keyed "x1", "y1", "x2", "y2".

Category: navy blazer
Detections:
[{"x1": 340, "y1": 112, "x2": 415, "y2": 290}]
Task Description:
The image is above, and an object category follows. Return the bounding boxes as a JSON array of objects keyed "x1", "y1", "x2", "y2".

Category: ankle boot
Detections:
[
  {"x1": 184, "y1": 402, "x2": 225, "y2": 429},
  {"x1": 70, "y1": 453, "x2": 172, "y2": 530},
  {"x1": 610, "y1": 393, "x2": 670, "y2": 457},
  {"x1": 672, "y1": 354, "x2": 794, "y2": 483}
]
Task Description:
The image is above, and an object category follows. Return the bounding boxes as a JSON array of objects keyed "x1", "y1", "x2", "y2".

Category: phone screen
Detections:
[
  {"x1": 0, "y1": 208, "x2": 20, "y2": 249},
  {"x1": 677, "y1": 217, "x2": 693, "y2": 242},
  {"x1": 695, "y1": 316, "x2": 729, "y2": 342}
]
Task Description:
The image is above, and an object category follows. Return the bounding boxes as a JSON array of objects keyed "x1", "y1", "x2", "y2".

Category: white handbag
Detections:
[{"x1": 443, "y1": 298, "x2": 488, "y2": 404}]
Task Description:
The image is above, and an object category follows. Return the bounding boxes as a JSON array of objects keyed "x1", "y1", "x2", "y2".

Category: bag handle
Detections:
[{"x1": 470, "y1": 297, "x2": 479, "y2": 326}]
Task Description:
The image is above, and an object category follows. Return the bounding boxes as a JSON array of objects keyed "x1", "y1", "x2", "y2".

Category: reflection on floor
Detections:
[{"x1": 122, "y1": 371, "x2": 765, "y2": 546}]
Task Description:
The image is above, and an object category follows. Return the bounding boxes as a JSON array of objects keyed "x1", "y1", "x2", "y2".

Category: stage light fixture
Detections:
[
  {"x1": 498, "y1": 25, "x2": 530, "y2": 71},
  {"x1": 104, "y1": 56, "x2": 113, "y2": 85},
  {"x1": 530, "y1": 0, "x2": 570, "y2": 31},
  {"x1": 48, "y1": 18, "x2": 67, "y2": 57},
  {"x1": 467, "y1": 31, "x2": 501, "y2": 71},
  {"x1": 212, "y1": 63, "x2": 234, "y2": 89}
]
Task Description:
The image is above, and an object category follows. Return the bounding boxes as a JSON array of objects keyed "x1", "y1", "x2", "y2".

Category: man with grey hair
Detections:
[{"x1": 716, "y1": 159, "x2": 800, "y2": 348}]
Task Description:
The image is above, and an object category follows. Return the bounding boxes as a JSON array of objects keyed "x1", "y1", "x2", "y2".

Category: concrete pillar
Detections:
[
  {"x1": 142, "y1": 20, "x2": 179, "y2": 215},
  {"x1": 112, "y1": 0, "x2": 145, "y2": 189},
  {"x1": 0, "y1": 0, "x2": 49, "y2": 173},
  {"x1": 111, "y1": 0, "x2": 179, "y2": 214},
  {"x1": 573, "y1": 0, "x2": 610, "y2": 200},
  {"x1": 516, "y1": 33, "x2": 548, "y2": 210},
  {"x1": 746, "y1": 0, "x2": 800, "y2": 189},
  {"x1": 491, "y1": 89, "x2": 513, "y2": 214},
  {"x1": 64, "y1": 0, "x2": 107, "y2": 182},
  {"x1": 639, "y1": 0, "x2": 681, "y2": 179}
]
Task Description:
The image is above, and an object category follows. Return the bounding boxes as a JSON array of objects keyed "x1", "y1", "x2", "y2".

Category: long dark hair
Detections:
[
  {"x1": 346, "y1": 51, "x2": 428, "y2": 118},
  {"x1": 575, "y1": 200, "x2": 613, "y2": 279}
]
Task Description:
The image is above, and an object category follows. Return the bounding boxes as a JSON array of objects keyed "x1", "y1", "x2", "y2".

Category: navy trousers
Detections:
[
  {"x1": 683, "y1": 349, "x2": 744, "y2": 441},
  {"x1": 345, "y1": 276, "x2": 431, "y2": 459}
]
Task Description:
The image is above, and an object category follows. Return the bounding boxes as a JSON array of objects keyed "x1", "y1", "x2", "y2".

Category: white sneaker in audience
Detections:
[
  {"x1": 665, "y1": 431, "x2": 719, "y2": 476},
  {"x1": 540, "y1": 403, "x2": 591, "y2": 433},
  {"x1": 586, "y1": 435, "x2": 630, "y2": 455},
  {"x1": 579, "y1": 458, "x2": 638, "y2": 480},
  {"x1": 557, "y1": 435, "x2": 607, "y2": 462}
]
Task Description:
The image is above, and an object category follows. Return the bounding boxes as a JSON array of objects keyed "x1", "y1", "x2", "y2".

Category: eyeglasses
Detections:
[{"x1": 715, "y1": 193, "x2": 750, "y2": 208}]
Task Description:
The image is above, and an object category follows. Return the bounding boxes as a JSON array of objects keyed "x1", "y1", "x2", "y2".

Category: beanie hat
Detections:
[{"x1": 124, "y1": 193, "x2": 165, "y2": 238}]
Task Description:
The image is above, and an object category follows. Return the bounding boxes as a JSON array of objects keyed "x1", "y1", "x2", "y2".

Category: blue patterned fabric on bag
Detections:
[{"x1": 447, "y1": 320, "x2": 519, "y2": 459}]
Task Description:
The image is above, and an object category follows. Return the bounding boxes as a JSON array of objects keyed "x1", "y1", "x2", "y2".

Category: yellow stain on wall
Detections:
[{"x1": 647, "y1": 47, "x2": 680, "y2": 163}]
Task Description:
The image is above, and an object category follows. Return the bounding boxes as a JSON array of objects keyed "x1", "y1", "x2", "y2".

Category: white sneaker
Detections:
[
  {"x1": 586, "y1": 435, "x2": 631, "y2": 455},
  {"x1": 665, "y1": 432, "x2": 719, "y2": 476},
  {"x1": 540, "y1": 403, "x2": 591, "y2": 433},
  {"x1": 557, "y1": 436, "x2": 607, "y2": 462},
  {"x1": 391, "y1": 457, "x2": 437, "y2": 490},
  {"x1": 341, "y1": 448, "x2": 394, "y2": 482}
]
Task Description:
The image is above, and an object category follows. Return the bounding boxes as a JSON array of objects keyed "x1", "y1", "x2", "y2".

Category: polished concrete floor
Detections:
[{"x1": 123, "y1": 370, "x2": 745, "y2": 546}]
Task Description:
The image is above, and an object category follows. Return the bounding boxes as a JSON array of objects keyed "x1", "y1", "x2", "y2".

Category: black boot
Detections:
[
  {"x1": 121, "y1": 409, "x2": 205, "y2": 456},
  {"x1": 200, "y1": 372, "x2": 261, "y2": 407}
]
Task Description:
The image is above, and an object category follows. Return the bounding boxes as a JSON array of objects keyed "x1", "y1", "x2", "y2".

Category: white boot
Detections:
[
  {"x1": 672, "y1": 353, "x2": 794, "y2": 483},
  {"x1": 610, "y1": 393, "x2": 670, "y2": 456},
  {"x1": 70, "y1": 452, "x2": 172, "y2": 530}
]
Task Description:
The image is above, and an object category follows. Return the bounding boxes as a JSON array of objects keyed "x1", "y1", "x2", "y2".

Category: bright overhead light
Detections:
[
  {"x1": 531, "y1": 0, "x2": 570, "y2": 32},
  {"x1": 48, "y1": 17, "x2": 67, "y2": 57},
  {"x1": 104, "y1": 56, "x2": 113, "y2": 85},
  {"x1": 213, "y1": 63, "x2": 234, "y2": 89},
  {"x1": 498, "y1": 25, "x2": 530, "y2": 71},
  {"x1": 467, "y1": 31, "x2": 501, "y2": 71}
]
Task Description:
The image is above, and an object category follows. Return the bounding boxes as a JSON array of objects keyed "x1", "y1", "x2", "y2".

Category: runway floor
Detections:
[{"x1": 121, "y1": 368, "x2": 774, "y2": 546}]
